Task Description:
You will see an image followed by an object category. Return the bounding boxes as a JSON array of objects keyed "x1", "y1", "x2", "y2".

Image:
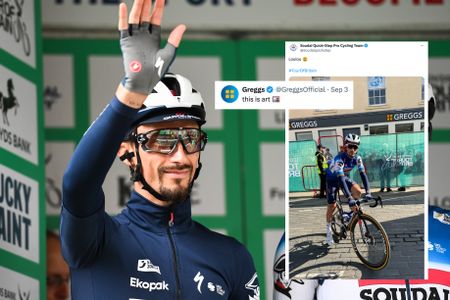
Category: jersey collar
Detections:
[{"x1": 122, "y1": 190, "x2": 193, "y2": 234}]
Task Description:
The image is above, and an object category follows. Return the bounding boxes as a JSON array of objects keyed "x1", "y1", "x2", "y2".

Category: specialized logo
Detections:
[
  {"x1": 194, "y1": 271, "x2": 204, "y2": 294},
  {"x1": 129, "y1": 60, "x2": 142, "y2": 73},
  {"x1": 289, "y1": 44, "x2": 297, "y2": 51},
  {"x1": 137, "y1": 259, "x2": 161, "y2": 274},
  {"x1": 193, "y1": 271, "x2": 226, "y2": 297},
  {"x1": 245, "y1": 273, "x2": 260, "y2": 300},
  {"x1": 0, "y1": 78, "x2": 19, "y2": 126},
  {"x1": 155, "y1": 56, "x2": 165, "y2": 77},
  {"x1": 129, "y1": 277, "x2": 169, "y2": 292},
  {"x1": 221, "y1": 85, "x2": 239, "y2": 103}
]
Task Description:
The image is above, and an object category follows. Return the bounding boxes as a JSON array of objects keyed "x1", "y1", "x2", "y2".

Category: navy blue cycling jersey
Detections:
[
  {"x1": 326, "y1": 152, "x2": 365, "y2": 180},
  {"x1": 61, "y1": 97, "x2": 259, "y2": 300},
  {"x1": 325, "y1": 151, "x2": 369, "y2": 198}
]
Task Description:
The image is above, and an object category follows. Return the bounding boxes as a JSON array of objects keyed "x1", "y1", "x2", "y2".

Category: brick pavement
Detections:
[{"x1": 289, "y1": 189, "x2": 425, "y2": 280}]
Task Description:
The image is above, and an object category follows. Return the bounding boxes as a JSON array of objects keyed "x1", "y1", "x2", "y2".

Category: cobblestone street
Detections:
[{"x1": 289, "y1": 188, "x2": 425, "y2": 280}]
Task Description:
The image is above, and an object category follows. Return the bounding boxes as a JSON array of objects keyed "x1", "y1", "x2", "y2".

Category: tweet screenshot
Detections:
[{"x1": 286, "y1": 42, "x2": 428, "y2": 281}]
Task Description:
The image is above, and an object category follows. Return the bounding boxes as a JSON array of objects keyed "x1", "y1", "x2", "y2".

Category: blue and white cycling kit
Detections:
[
  {"x1": 61, "y1": 97, "x2": 259, "y2": 300},
  {"x1": 326, "y1": 152, "x2": 370, "y2": 204}
]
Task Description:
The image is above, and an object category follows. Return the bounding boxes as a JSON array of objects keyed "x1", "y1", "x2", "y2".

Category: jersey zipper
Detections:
[{"x1": 167, "y1": 211, "x2": 181, "y2": 300}]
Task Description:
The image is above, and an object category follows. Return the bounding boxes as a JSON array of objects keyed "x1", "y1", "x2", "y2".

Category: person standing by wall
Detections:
[
  {"x1": 379, "y1": 143, "x2": 392, "y2": 192},
  {"x1": 315, "y1": 144, "x2": 328, "y2": 199}
]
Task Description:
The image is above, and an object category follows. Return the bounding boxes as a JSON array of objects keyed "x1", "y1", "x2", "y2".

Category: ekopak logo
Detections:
[{"x1": 221, "y1": 85, "x2": 239, "y2": 103}]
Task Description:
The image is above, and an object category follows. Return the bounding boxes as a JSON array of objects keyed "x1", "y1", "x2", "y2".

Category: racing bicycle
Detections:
[{"x1": 331, "y1": 191, "x2": 391, "y2": 270}]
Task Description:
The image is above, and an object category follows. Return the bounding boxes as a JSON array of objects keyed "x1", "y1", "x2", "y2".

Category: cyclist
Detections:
[
  {"x1": 60, "y1": 0, "x2": 259, "y2": 299},
  {"x1": 325, "y1": 133, "x2": 371, "y2": 246}
]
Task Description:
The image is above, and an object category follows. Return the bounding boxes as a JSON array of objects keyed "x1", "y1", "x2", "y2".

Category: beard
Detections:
[{"x1": 158, "y1": 164, "x2": 193, "y2": 205}]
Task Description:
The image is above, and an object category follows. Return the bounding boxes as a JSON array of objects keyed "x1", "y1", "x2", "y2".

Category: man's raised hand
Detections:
[{"x1": 118, "y1": 0, "x2": 186, "y2": 96}]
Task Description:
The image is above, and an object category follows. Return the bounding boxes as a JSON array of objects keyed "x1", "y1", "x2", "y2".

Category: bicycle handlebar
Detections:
[
  {"x1": 336, "y1": 189, "x2": 383, "y2": 208},
  {"x1": 360, "y1": 195, "x2": 383, "y2": 208}
]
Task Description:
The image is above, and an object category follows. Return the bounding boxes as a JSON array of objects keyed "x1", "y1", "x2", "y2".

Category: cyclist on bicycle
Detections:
[{"x1": 325, "y1": 133, "x2": 371, "y2": 246}]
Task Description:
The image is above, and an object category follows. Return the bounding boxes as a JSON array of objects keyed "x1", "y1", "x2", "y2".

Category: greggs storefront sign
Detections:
[{"x1": 387, "y1": 111, "x2": 424, "y2": 122}]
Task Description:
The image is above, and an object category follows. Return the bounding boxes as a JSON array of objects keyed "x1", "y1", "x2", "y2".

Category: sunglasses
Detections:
[
  {"x1": 135, "y1": 128, "x2": 208, "y2": 154},
  {"x1": 347, "y1": 144, "x2": 359, "y2": 150}
]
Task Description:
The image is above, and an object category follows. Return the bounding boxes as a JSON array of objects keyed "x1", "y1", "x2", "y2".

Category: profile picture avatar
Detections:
[{"x1": 221, "y1": 85, "x2": 239, "y2": 103}]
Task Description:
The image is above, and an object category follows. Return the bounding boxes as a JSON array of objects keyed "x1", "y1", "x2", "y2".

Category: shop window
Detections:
[
  {"x1": 395, "y1": 123, "x2": 414, "y2": 133},
  {"x1": 296, "y1": 131, "x2": 313, "y2": 141},
  {"x1": 343, "y1": 127, "x2": 361, "y2": 138},
  {"x1": 369, "y1": 125, "x2": 388, "y2": 135}
]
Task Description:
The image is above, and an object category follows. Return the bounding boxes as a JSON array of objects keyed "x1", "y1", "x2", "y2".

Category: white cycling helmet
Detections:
[
  {"x1": 344, "y1": 133, "x2": 360, "y2": 146},
  {"x1": 132, "y1": 73, "x2": 206, "y2": 127},
  {"x1": 122, "y1": 74, "x2": 207, "y2": 202}
]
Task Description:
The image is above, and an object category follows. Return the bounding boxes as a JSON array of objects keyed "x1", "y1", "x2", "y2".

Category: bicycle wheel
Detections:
[{"x1": 349, "y1": 214, "x2": 390, "y2": 270}]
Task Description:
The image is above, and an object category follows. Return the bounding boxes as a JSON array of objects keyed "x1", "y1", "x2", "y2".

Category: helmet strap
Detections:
[
  {"x1": 119, "y1": 151, "x2": 135, "y2": 162},
  {"x1": 193, "y1": 162, "x2": 202, "y2": 180}
]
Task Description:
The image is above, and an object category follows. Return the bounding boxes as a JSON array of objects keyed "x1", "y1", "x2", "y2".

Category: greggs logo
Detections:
[{"x1": 387, "y1": 111, "x2": 423, "y2": 122}]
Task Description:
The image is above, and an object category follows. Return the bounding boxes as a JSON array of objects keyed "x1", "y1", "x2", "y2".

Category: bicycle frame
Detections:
[
  {"x1": 333, "y1": 188, "x2": 383, "y2": 236},
  {"x1": 332, "y1": 187, "x2": 390, "y2": 270}
]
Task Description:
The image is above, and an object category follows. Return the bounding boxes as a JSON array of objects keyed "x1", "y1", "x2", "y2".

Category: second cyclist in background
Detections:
[{"x1": 325, "y1": 133, "x2": 371, "y2": 246}]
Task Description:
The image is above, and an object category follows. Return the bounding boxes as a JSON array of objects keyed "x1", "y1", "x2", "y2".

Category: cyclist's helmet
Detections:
[
  {"x1": 344, "y1": 133, "x2": 360, "y2": 146},
  {"x1": 122, "y1": 74, "x2": 207, "y2": 202},
  {"x1": 126, "y1": 73, "x2": 206, "y2": 138}
]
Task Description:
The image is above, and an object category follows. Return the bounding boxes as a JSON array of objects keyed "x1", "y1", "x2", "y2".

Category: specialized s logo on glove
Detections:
[{"x1": 120, "y1": 23, "x2": 176, "y2": 95}]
